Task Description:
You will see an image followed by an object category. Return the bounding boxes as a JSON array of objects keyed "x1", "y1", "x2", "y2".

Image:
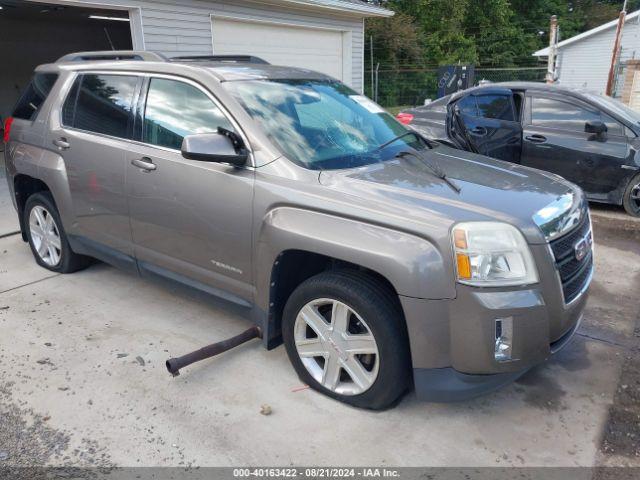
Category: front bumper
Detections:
[
  {"x1": 413, "y1": 313, "x2": 583, "y2": 401},
  {"x1": 401, "y1": 243, "x2": 592, "y2": 402}
]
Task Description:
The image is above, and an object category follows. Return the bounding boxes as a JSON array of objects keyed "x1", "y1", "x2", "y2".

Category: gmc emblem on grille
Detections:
[{"x1": 574, "y1": 232, "x2": 593, "y2": 262}]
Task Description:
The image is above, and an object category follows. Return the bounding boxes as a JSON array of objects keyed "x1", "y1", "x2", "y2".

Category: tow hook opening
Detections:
[{"x1": 165, "y1": 326, "x2": 262, "y2": 376}]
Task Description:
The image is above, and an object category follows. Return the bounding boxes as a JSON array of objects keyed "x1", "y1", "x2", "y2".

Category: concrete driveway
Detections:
[{"x1": 0, "y1": 188, "x2": 638, "y2": 468}]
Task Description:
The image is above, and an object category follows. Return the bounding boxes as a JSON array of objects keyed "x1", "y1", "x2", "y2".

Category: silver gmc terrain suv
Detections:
[{"x1": 3, "y1": 51, "x2": 593, "y2": 409}]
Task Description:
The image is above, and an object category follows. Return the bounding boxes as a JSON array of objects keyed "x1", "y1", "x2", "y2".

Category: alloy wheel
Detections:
[
  {"x1": 29, "y1": 205, "x2": 62, "y2": 267},
  {"x1": 293, "y1": 298, "x2": 379, "y2": 396}
]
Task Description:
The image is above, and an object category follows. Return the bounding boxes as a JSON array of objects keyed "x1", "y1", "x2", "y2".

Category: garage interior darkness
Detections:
[{"x1": 0, "y1": 0, "x2": 133, "y2": 119}]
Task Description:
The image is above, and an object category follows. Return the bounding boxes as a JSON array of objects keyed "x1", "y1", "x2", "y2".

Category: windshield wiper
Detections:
[
  {"x1": 395, "y1": 150, "x2": 461, "y2": 194},
  {"x1": 375, "y1": 130, "x2": 433, "y2": 153}
]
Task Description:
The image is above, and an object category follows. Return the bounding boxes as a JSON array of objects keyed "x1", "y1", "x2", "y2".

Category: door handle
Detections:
[
  {"x1": 53, "y1": 138, "x2": 70, "y2": 150},
  {"x1": 131, "y1": 157, "x2": 157, "y2": 171},
  {"x1": 470, "y1": 126, "x2": 487, "y2": 136},
  {"x1": 525, "y1": 134, "x2": 547, "y2": 144}
]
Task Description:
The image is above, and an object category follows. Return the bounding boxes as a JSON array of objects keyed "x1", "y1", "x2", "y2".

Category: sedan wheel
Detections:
[
  {"x1": 630, "y1": 182, "x2": 640, "y2": 214},
  {"x1": 29, "y1": 205, "x2": 62, "y2": 267},
  {"x1": 623, "y1": 174, "x2": 640, "y2": 217},
  {"x1": 294, "y1": 298, "x2": 379, "y2": 396}
]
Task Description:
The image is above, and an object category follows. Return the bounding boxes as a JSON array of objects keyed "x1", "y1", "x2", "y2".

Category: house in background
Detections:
[
  {"x1": 1, "y1": 0, "x2": 393, "y2": 119},
  {"x1": 533, "y1": 10, "x2": 640, "y2": 103}
]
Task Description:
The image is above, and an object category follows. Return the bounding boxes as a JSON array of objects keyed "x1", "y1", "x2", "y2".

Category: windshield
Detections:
[
  {"x1": 223, "y1": 79, "x2": 427, "y2": 170},
  {"x1": 583, "y1": 92, "x2": 640, "y2": 126}
]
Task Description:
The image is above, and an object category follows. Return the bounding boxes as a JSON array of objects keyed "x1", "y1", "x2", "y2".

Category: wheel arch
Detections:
[
  {"x1": 11, "y1": 147, "x2": 74, "y2": 240},
  {"x1": 14, "y1": 174, "x2": 54, "y2": 242},
  {"x1": 254, "y1": 207, "x2": 454, "y2": 348},
  {"x1": 264, "y1": 249, "x2": 404, "y2": 348}
]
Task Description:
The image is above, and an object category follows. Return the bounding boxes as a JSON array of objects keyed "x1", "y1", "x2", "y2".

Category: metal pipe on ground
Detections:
[{"x1": 166, "y1": 326, "x2": 262, "y2": 376}]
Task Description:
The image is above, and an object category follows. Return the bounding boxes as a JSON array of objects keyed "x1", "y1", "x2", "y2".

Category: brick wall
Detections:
[{"x1": 620, "y1": 59, "x2": 640, "y2": 105}]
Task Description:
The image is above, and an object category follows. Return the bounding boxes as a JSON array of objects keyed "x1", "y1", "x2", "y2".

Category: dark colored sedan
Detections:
[{"x1": 398, "y1": 82, "x2": 640, "y2": 216}]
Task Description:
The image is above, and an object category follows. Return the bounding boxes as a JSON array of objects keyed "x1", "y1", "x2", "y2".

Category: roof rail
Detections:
[
  {"x1": 56, "y1": 51, "x2": 167, "y2": 63},
  {"x1": 170, "y1": 55, "x2": 270, "y2": 65}
]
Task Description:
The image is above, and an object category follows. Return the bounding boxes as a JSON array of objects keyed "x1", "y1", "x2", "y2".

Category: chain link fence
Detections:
[{"x1": 364, "y1": 66, "x2": 547, "y2": 110}]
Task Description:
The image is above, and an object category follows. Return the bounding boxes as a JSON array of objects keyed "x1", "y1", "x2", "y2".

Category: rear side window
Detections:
[
  {"x1": 12, "y1": 73, "x2": 59, "y2": 120},
  {"x1": 142, "y1": 78, "x2": 234, "y2": 150},
  {"x1": 456, "y1": 96, "x2": 478, "y2": 116},
  {"x1": 62, "y1": 74, "x2": 138, "y2": 139},
  {"x1": 475, "y1": 94, "x2": 515, "y2": 121}
]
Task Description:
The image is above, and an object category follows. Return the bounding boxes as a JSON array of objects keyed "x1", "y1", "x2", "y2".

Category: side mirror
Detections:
[
  {"x1": 181, "y1": 128, "x2": 248, "y2": 167},
  {"x1": 585, "y1": 120, "x2": 607, "y2": 135}
]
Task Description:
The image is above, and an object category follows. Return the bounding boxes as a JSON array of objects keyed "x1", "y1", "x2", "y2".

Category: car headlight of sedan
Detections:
[{"x1": 452, "y1": 222, "x2": 538, "y2": 287}]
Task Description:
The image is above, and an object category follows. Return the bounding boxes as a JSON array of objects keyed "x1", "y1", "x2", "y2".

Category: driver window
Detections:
[
  {"x1": 602, "y1": 113, "x2": 624, "y2": 136},
  {"x1": 143, "y1": 78, "x2": 234, "y2": 150},
  {"x1": 532, "y1": 97, "x2": 601, "y2": 133}
]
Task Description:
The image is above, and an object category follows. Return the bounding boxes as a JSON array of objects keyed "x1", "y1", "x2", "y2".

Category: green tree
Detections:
[
  {"x1": 365, "y1": 11, "x2": 424, "y2": 68},
  {"x1": 464, "y1": 0, "x2": 527, "y2": 66},
  {"x1": 367, "y1": 0, "x2": 638, "y2": 67},
  {"x1": 387, "y1": 0, "x2": 478, "y2": 65}
]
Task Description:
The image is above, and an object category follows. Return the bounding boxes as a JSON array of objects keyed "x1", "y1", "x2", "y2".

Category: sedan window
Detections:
[
  {"x1": 455, "y1": 94, "x2": 515, "y2": 121},
  {"x1": 475, "y1": 95, "x2": 515, "y2": 121},
  {"x1": 531, "y1": 97, "x2": 623, "y2": 135},
  {"x1": 456, "y1": 96, "x2": 478, "y2": 116}
]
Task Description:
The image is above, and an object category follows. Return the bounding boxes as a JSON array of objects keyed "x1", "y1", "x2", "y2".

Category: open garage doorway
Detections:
[{"x1": 0, "y1": 1, "x2": 134, "y2": 119}]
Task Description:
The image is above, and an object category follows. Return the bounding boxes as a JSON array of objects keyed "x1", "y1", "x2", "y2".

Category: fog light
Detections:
[{"x1": 495, "y1": 317, "x2": 514, "y2": 362}]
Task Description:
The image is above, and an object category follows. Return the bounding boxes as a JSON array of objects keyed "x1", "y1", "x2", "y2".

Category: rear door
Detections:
[
  {"x1": 48, "y1": 72, "x2": 141, "y2": 257},
  {"x1": 521, "y1": 94, "x2": 629, "y2": 193},
  {"x1": 451, "y1": 88, "x2": 522, "y2": 162}
]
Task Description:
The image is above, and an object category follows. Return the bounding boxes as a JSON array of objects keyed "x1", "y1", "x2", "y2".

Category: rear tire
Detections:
[
  {"x1": 622, "y1": 174, "x2": 640, "y2": 217},
  {"x1": 282, "y1": 270, "x2": 411, "y2": 410},
  {"x1": 24, "y1": 192, "x2": 91, "y2": 273}
]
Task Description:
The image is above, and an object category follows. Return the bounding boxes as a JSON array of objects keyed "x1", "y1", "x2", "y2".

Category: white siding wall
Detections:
[
  {"x1": 68, "y1": 0, "x2": 365, "y2": 92},
  {"x1": 557, "y1": 17, "x2": 640, "y2": 93}
]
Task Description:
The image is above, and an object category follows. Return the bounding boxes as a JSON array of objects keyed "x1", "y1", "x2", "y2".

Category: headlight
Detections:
[{"x1": 452, "y1": 222, "x2": 538, "y2": 287}]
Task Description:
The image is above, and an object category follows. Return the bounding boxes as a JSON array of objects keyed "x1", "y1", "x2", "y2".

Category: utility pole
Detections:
[
  {"x1": 546, "y1": 15, "x2": 558, "y2": 84},
  {"x1": 606, "y1": 0, "x2": 628, "y2": 96},
  {"x1": 370, "y1": 35, "x2": 374, "y2": 98}
]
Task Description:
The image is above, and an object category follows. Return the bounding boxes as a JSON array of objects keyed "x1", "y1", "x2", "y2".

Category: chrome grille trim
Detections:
[{"x1": 549, "y1": 211, "x2": 594, "y2": 305}]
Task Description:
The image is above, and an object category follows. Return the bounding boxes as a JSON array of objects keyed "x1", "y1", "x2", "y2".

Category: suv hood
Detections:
[{"x1": 318, "y1": 144, "x2": 583, "y2": 244}]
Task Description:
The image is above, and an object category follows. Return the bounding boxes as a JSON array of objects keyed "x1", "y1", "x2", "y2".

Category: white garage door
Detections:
[{"x1": 212, "y1": 17, "x2": 346, "y2": 83}]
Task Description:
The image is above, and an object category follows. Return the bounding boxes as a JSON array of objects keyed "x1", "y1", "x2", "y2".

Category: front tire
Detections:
[
  {"x1": 622, "y1": 174, "x2": 640, "y2": 217},
  {"x1": 282, "y1": 270, "x2": 411, "y2": 410},
  {"x1": 24, "y1": 192, "x2": 90, "y2": 273}
]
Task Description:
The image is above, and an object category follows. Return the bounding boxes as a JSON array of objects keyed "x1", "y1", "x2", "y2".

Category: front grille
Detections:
[{"x1": 549, "y1": 213, "x2": 593, "y2": 304}]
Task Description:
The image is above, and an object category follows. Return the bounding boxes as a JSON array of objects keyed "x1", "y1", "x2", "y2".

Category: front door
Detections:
[
  {"x1": 452, "y1": 89, "x2": 522, "y2": 163},
  {"x1": 48, "y1": 73, "x2": 141, "y2": 256},
  {"x1": 125, "y1": 76, "x2": 254, "y2": 303},
  {"x1": 522, "y1": 94, "x2": 629, "y2": 194}
]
